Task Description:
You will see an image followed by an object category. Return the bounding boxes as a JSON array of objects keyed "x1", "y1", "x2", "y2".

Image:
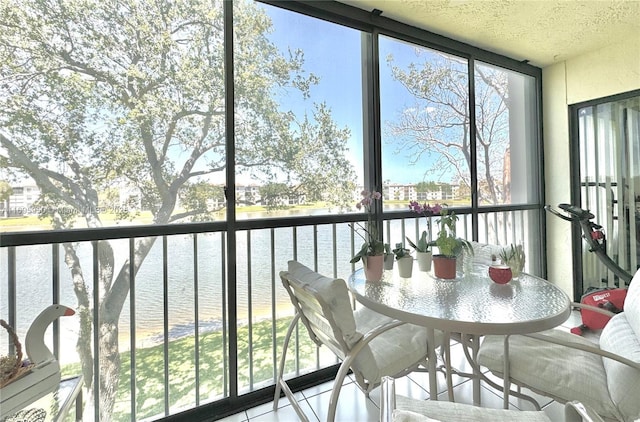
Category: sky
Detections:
[
  {"x1": 2, "y1": 2, "x2": 454, "y2": 190},
  {"x1": 261, "y1": 3, "x2": 447, "y2": 185}
]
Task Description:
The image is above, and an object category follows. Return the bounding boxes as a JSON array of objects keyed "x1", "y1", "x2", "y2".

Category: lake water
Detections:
[{"x1": 1, "y1": 215, "x2": 419, "y2": 361}]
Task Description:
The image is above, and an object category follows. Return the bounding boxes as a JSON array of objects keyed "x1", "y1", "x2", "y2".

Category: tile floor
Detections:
[{"x1": 218, "y1": 310, "x2": 596, "y2": 422}]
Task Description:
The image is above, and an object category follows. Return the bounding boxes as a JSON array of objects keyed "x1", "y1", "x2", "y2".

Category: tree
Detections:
[
  {"x1": 259, "y1": 182, "x2": 292, "y2": 209},
  {"x1": 0, "y1": 180, "x2": 12, "y2": 217},
  {"x1": 386, "y1": 52, "x2": 510, "y2": 205},
  {"x1": 0, "y1": 0, "x2": 356, "y2": 419},
  {"x1": 414, "y1": 181, "x2": 437, "y2": 193}
]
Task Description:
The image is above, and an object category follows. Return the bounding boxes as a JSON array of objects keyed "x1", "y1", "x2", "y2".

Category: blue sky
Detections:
[{"x1": 262, "y1": 3, "x2": 445, "y2": 185}]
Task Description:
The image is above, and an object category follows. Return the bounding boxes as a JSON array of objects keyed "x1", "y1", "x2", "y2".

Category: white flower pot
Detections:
[
  {"x1": 416, "y1": 251, "x2": 432, "y2": 271},
  {"x1": 397, "y1": 256, "x2": 414, "y2": 278},
  {"x1": 383, "y1": 253, "x2": 395, "y2": 270}
]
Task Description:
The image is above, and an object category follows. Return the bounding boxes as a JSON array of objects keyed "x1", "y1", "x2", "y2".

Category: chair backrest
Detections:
[
  {"x1": 465, "y1": 241, "x2": 506, "y2": 265},
  {"x1": 599, "y1": 268, "x2": 640, "y2": 421},
  {"x1": 280, "y1": 261, "x2": 363, "y2": 359}
]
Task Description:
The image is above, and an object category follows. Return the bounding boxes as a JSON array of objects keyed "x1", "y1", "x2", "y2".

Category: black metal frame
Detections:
[
  {"x1": 568, "y1": 88, "x2": 640, "y2": 300},
  {"x1": 0, "y1": 0, "x2": 545, "y2": 420}
]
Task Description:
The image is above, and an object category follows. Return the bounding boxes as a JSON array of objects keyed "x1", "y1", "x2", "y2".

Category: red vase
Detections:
[
  {"x1": 363, "y1": 254, "x2": 384, "y2": 282},
  {"x1": 489, "y1": 264, "x2": 512, "y2": 284},
  {"x1": 433, "y1": 255, "x2": 457, "y2": 279}
]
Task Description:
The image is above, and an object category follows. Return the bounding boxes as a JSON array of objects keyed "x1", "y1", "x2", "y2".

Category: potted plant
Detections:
[
  {"x1": 406, "y1": 231, "x2": 432, "y2": 272},
  {"x1": 383, "y1": 243, "x2": 394, "y2": 270},
  {"x1": 393, "y1": 242, "x2": 413, "y2": 278},
  {"x1": 349, "y1": 190, "x2": 385, "y2": 281},
  {"x1": 500, "y1": 244, "x2": 525, "y2": 279},
  {"x1": 432, "y1": 207, "x2": 473, "y2": 279},
  {"x1": 407, "y1": 201, "x2": 441, "y2": 272}
]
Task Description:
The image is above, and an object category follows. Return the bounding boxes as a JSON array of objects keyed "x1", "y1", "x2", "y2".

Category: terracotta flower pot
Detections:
[
  {"x1": 363, "y1": 254, "x2": 384, "y2": 282},
  {"x1": 433, "y1": 255, "x2": 457, "y2": 279}
]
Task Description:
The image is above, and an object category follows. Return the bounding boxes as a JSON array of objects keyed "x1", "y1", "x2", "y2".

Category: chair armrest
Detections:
[
  {"x1": 380, "y1": 377, "x2": 396, "y2": 422},
  {"x1": 521, "y1": 332, "x2": 640, "y2": 370},
  {"x1": 360, "y1": 319, "x2": 407, "y2": 345},
  {"x1": 564, "y1": 401, "x2": 605, "y2": 422},
  {"x1": 571, "y1": 302, "x2": 616, "y2": 317}
]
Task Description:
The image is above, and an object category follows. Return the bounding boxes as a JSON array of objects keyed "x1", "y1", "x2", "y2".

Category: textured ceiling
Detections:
[{"x1": 338, "y1": 0, "x2": 640, "y2": 67}]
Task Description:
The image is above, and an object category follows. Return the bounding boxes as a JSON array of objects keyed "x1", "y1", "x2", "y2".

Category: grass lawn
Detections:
[{"x1": 61, "y1": 316, "x2": 318, "y2": 421}]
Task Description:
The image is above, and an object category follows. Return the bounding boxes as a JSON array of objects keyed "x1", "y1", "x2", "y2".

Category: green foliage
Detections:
[
  {"x1": 434, "y1": 208, "x2": 472, "y2": 257},
  {"x1": 180, "y1": 181, "x2": 225, "y2": 221},
  {"x1": 414, "y1": 181, "x2": 438, "y2": 193},
  {"x1": 0, "y1": 0, "x2": 358, "y2": 417},
  {"x1": 350, "y1": 191, "x2": 384, "y2": 263},
  {"x1": 259, "y1": 182, "x2": 291, "y2": 210},
  {"x1": 406, "y1": 230, "x2": 431, "y2": 252},
  {"x1": 392, "y1": 242, "x2": 410, "y2": 259},
  {"x1": 61, "y1": 317, "x2": 318, "y2": 421},
  {"x1": 0, "y1": 180, "x2": 12, "y2": 201},
  {"x1": 350, "y1": 238, "x2": 385, "y2": 264},
  {"x1": 500, "y1": 243, "x2": 525, "y2": 274},
  {"x1": 0, "y1": 0, "x2": 356, "y2": 227}
]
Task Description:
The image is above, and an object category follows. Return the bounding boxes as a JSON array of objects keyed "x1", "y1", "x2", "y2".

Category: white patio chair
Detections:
[
  {"x1": 478, "y1": 268, "x2": 640, "y2": 421},
  {"x1": 380, "y1": 377, "x2": 603, "y2": 422},
  {"x1": 380, "y1": 376, "x2": 604, "y2": 422},
  {"x1": 274, "y1": 260, "x2": 442, "y2": 422}
]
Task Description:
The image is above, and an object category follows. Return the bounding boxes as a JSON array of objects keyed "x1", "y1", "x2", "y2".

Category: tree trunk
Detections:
[
  {"x1": 95, "y1": 236, "x2": 157, "y2": 420},
  {"x1": 62, "y1": 243, "x2": 94, "y2": 389},
  {"x1": 98, "y1": 319, "x2": 120, "y2": 421}
]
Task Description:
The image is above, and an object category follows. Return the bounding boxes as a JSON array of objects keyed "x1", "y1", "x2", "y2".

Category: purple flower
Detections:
[
  {"x1": 430, "y1": 204, "x2": 443, "y2": 214},
  {"x1": 409, "y1": 201, "x2": 444, "y2": 217}
]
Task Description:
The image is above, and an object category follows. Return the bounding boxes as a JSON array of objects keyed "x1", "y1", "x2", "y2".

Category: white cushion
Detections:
[
  {"x1": 478, "y1": 330, "x2": 621, "y2": 420},
  {"x1": 353, "y1": 307, "x2": 434, "y2": 383},
  {"x1": 395, "y1": 395, "x2": 551, "y2": 421},
  {"x1": 393, "y1": 409, "x2": 441, "y2": 422},
  {"x1": 599, "y1": 313, "x2": 640, "y2": 421},
  {"x1": 623, "y1": 269, "x2": 640, "y2": 339},
  {"x1": 287, "y1": 261, "x2": 434, "y2": 386},
  {"x1": 287, "y1": 261, "x2": 361, "y2": 347}
]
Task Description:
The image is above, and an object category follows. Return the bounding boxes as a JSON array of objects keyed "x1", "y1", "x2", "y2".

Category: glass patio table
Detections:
[{"x1": 347, "y1": 265, "x2": 571, "y2": 407}]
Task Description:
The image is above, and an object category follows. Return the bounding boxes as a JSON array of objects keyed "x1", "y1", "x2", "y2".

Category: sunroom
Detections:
[{"x1": 0, "y1": 1, "x2": 639, "y2": 421}]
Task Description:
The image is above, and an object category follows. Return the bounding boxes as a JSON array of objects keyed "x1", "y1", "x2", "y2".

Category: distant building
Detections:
[
  {"x1": 236, "y1": 184, "x2": 261, "y2": 207},
  {"x1": 0, "y1": 183, "x2": 41, "y2": 216},
  {"x1": 377, "y1": 181, "x2": 459, "y2": 203},
  {"x1": 383, "y1": 183, "x2": 416, "y2": 201}
]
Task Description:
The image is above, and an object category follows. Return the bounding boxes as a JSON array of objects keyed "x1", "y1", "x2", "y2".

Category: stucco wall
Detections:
[{"x1": 543, "y1": 37, "x2": 640, "y2": 297}]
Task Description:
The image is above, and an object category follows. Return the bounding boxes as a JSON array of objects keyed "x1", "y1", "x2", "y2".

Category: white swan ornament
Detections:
[{"x1": 0, "y1": 304, "x2": 75, "y2": 418}]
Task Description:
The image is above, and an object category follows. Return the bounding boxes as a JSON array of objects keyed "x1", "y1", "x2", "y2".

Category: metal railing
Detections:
[{"x1": 0, "y1": 207, "x2": 540, "y2": 421}]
